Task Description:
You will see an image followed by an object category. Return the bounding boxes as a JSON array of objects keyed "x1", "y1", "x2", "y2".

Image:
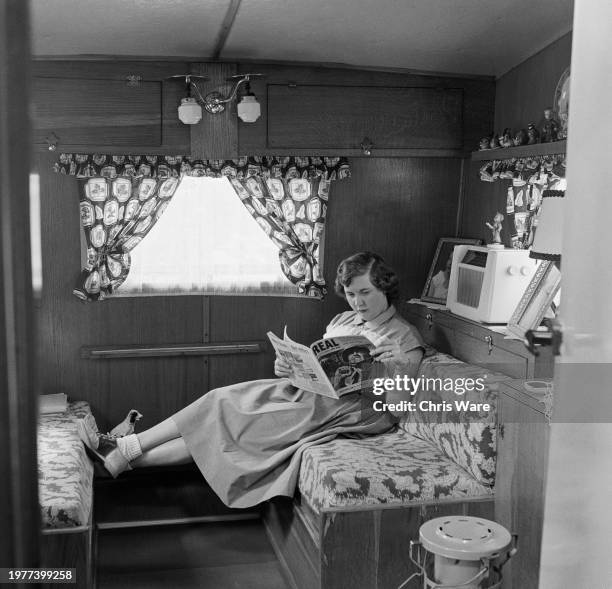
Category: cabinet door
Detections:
[
  {"x1": 30, "y1": 62, "x2": 190, "y2": 153},
  {"x1": 267, "y1": 85, "x2": 463, "y2": 150},
  {"x1": 496, "y1": 392, "x2": 549, "y2": 589},
  {"x1": 32, "y1": 77, "x2": 163, "y2": 148},
  {"x1": 450, "y1": 330, "x2": 529, "y2": 378}
]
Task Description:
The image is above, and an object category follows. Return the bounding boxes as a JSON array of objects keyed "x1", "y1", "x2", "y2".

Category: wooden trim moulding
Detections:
[
  {"x1": 471, "y1": 140, "x2": 566, "y2": 161},
  {"x1": 81, "y1": 341, "x2": 265, "y2": 359}
]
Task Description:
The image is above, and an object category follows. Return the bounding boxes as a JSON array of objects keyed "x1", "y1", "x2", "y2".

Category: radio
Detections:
[{"x1": 447, "y1": 245, "x2": 537, "y2": 324}]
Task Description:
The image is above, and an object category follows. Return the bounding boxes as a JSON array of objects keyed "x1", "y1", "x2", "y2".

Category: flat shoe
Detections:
[{"x1": 77, "y1": 420, "x2": 130, "y2": 478}]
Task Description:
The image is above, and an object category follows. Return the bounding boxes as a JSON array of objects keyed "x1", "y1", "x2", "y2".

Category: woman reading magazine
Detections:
[{"x1": 78, "y1": 251, "x2": 424, "y2": 508}]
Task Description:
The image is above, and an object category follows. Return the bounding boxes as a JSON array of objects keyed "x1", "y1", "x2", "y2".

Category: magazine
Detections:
[{"x1": 267, "y1": 328, "x2": 376, "y2": 398}]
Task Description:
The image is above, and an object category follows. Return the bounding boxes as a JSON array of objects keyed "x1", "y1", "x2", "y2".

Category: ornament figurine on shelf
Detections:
[
  {"x1": 539, "y1": 107, "x2": 559, "y2": 142},
  {"x1": 513, "y1": 128, "x2": 527, "y2": 146},
  {"x1": 479, "y1": 136, "x2": 491, "y2": 150},
  {"x1": 489, "y1": 134, "x2": 501, "y2": 149},
  {"x1": 500, "y1": 128, "x2": 514, "y2": 148},
  {"x1": 485, "y1": 212, "x2": 504, "y2": 249},
  {"x1": 527, "y1": 123, "x2": 540, "y2": 144}
]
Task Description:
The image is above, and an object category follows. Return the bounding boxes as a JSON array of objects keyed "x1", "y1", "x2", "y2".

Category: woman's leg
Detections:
[
  {"x1": 131, "y1": 437, "x2": 193, "y2": 468},
  {"x1": 136, "y1": 417, "x2": 182, "y2": 453}
]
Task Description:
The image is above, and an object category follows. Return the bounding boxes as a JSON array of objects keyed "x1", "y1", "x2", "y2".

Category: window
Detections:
[
  {"x1": 117, "y1": 176, "x2": 298, "y2": 296},
  {"x1": 30, "y1": 173, "x2": 43, "y2": 295}
]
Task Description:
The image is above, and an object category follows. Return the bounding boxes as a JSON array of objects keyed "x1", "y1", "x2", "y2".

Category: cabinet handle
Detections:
[
  {"x1": 499, "y1": 423, "x2": 505, "y2": 439},
  {"x1": 484, "y1": 335, "x2": 493, "y2": 355},
  {"x1": 426, "y1": 313, "x2": 433, "y2": 330}
]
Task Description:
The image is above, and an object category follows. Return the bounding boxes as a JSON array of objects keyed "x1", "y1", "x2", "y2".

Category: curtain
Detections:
[
  {"x1": 225, "y1": 156, "x2": 350, "y2": 298},
  {"x1": 74, "y1": 175, "x2": 180, "y2": 300},
  {"x1": 478, "y1": 153, "x2": 566, "y2": 249},
  {"x1": 55, "y1": 154, "x2": 350, "y2": 300}
]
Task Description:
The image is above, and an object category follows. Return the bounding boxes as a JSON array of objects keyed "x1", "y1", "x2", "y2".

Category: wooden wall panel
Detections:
[
  {"x1": 494, "y1": 33, "x2": 572, "y2": 133},
  {"x1": 33, "y1": 61, "x2": 484, "y2": 431},
  {"x1": 190, "y1": 62, "x2": 239, "y2": 160},
  {"x1": 207, "y1": 296, "x2": 326, "y2": 389},
  {"x1": 37, "y1": 151, "x2": 463, "y2": 426},
  {"x1": 32, "y1": 77, "x2": 162, "y2": 147},
  {"x1": 0, "y1": 0, "x2": 40, "y2": 568},
  {"x1": 238, "y1": 63, "x2": 495, "y2": 156},
  {"x1": 267, "y1": 85, "x2": 463, "y2": 150},
  {"x1": 459, "y1": 33, "x2": 572, "y2": 241},
  {"x1": 324, "y1": 157, "x2": 463, "y2": 308},
  {"x1": 31, "y1": 61, "x2": 191, "y2": 154},
  {"x1": 36, "y1": 153, "x2": 208, "y2": 428}
]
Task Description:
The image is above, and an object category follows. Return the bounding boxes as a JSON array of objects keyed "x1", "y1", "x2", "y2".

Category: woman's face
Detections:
[{"x1": 343, "y1": 272, "x2": 389, "y2": 322}]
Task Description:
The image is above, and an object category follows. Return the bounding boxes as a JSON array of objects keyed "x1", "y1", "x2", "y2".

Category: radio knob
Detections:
[
  {"x1": 507, "y1": 266, "x2": 518, "y2": 276},
  {"x1": 520, "y1": 265, "x2": 530, "y2": 276}
]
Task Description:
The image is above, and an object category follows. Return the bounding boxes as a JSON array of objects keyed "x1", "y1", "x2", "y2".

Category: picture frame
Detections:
[
  {"x1": 421, "y1": 237, "x2": 482, "y2": 304},
  {"x1": 507, "y1": 261, "x2": 561, "y2": 339}
]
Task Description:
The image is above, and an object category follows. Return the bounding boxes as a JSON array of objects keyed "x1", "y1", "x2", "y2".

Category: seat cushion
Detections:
[
  {"x1": 298, "y1": 429, "x2": 492, "y2": 512},
  {"x1": 38, "y1": 401, "x2": 94, "y2": 528},
  {"x1": 400, "y1": 352, "x2": 508, "y2": 487}
]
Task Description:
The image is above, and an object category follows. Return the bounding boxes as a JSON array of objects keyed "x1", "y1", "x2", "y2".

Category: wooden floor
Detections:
[{"x1": 97, "y1": 520, "x2": 290, "y2": 589}]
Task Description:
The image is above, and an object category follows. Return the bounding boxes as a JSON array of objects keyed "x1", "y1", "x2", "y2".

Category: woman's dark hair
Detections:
[{"x1": 334, "y1": 251, "x2": 399, "y2": 303}]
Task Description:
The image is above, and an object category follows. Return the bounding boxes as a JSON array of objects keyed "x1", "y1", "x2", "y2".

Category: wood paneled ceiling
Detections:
[{"x1": 31, "y1": 0, "x2": 574, "y2": 78}]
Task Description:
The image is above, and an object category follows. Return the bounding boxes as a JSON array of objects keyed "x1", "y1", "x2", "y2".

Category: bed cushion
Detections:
[
  {"x1": 298, "y1": 429, "x2": 492, "y2": 512},
  {"x1": 38, "y1": 401, "x2": 94, "y2": 529},
  {"x1": 400, "y1": 352, "x2": 508, "y2": 487}
]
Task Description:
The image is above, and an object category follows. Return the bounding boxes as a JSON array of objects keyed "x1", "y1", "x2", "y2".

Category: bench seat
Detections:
[
  {"x1": 38, "y1": 401, "x2": 94, "y2": 529},
  {"x1": 264, "y1": 351, "x2": 509, "y2": 589},
  {"x1": 299, "y1": 429, "x2": 492, "y2": 511},
  {"x1": 38, "y1": 400, "x2": 94, "y2": 589}
]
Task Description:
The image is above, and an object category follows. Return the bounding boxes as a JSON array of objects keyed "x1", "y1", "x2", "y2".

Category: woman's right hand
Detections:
[{"x1": 274, "y1": 355, "x2": 293, "y2": 378}]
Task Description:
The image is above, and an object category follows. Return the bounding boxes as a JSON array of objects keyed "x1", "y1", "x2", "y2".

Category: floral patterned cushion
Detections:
[
  {"x1": 298, "y1": 429, "x2": 492, "y2": 512},
  {"x1": 38, "y1": 401, "x2": 94, "y2": 529},
  {"x1": 400, "y1": 352, "x2": 510, "y2": 487}
]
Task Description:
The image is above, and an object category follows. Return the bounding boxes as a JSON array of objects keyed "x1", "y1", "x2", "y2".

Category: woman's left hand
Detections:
[{"x1": 372, "y1": 338, "x2": 404, "y2": 363}]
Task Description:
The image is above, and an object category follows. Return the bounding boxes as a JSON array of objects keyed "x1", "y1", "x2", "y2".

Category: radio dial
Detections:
[
  {"x1": 507, "y1": 266, "x2": 518, "y2": 276},
  {"x1": 520, "y1": 266, "x2": 530, "y2": 276}
]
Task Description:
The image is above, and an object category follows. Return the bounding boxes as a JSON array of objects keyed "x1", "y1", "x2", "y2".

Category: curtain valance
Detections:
[
  {"x1": 478, "y1": 154, "x2": 566, "y2": 183},
  {"x1": 53, "y1": 153, "x2": 350, "y2": 181}
]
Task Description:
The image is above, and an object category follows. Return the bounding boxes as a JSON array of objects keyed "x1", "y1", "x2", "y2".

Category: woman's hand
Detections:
[
  {"x1": 372, "y1": 337, "x2": 404, "y2": 364},
  {"x1": 274, "y1": 354, "x2": 293, "y2": 378}
]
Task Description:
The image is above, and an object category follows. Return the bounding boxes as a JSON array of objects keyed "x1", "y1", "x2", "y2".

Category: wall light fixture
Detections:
[
  {"x1": 203, "y1": 73, "x2": 264, "y2": 122},
  {"x1": 169, "y1": 73, "x2": 264, "y2": 125},
  {"x1": 169, "y1": 74, "x2": 209, "y2": 125}
]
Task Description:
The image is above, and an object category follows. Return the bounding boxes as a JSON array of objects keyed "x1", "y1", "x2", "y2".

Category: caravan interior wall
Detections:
[{"x1": 33, "y1": 61, "x2": 495, "y2": 427}]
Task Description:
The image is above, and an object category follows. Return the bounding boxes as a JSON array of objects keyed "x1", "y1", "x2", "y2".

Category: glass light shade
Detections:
[
  {"x1": 530, "y1": 190, "x2": 565, "y2": 261},
  {"x1": 236, "y1": 95, "x2": 261, "y2": 123},
  {"x1": 178, "y1": 97, "x2": 202, "y2": 125}
]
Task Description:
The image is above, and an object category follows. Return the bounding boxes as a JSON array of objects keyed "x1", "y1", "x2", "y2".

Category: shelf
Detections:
[{"x1": 471, "y1": 140, "x2": 566, "y2": 161}]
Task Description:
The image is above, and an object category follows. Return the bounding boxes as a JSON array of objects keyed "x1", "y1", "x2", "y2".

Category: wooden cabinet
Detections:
[
  {"x1": 238, "y1": 64, "x2": 495, "y2": 156},
  {"x1": 31, "y1": 61, "x2": 191, "y2": 154},
  {"x1": 403, "y1": 302, "x2": 553, "y2": 378},
  {"x1": 495, "y1": 380, "x2": 550, "y2": 589},
  {"x1": 266, "y1": 84, "x2": 463, "y2": 152},
  {"x1": 402, "y1": 304, "x2": 552, "y2": 588}
]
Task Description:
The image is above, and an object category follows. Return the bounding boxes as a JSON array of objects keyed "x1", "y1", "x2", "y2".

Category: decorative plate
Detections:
[{"x1": 554, "y1": 67, "x2": 570, "y2": 139}]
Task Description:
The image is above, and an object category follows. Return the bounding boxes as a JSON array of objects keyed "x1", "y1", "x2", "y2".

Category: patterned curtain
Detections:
[
  {"x1": 75, "y1": 175, "x2": 180, "y2": 300},
  {"x1": 478, "y1": 153, "x2": 566, "y2": 249},
  {"x1": 225, "y1": 157, "x2": 350, "y2": 298},
  {"x1": 55, "y1": 154, "x2": 350, "y2": 301}
]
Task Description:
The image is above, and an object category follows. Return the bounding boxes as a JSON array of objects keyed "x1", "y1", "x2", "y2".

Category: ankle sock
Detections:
[{"x1": 116, "y1": 434, "x2": 142, "y2": 462}]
